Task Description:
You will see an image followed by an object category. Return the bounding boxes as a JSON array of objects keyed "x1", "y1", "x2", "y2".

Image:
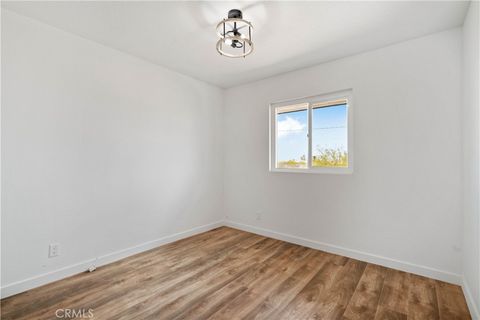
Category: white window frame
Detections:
[{"x1": 269, "y1": 89, "x2": 353, "y2": 174}]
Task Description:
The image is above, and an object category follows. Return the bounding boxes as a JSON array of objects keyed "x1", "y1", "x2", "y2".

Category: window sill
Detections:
[{"x1": 269, "y1": 167, "x2": 353, "y2": 175}]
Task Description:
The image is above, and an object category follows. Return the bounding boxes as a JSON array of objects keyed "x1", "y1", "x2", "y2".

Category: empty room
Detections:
[{"x1": 1, "y1": 1, "x2": 479, "y2": 319}]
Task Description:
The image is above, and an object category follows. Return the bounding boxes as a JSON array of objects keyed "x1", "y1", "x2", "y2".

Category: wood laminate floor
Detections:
[{"x1": 1, "y1": 227, "x2": 472, "y2": 320}]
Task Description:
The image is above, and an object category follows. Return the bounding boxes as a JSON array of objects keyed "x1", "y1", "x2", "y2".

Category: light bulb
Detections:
[{"x1": 225, "y1": 38, "x2": 232, "y2": 46}]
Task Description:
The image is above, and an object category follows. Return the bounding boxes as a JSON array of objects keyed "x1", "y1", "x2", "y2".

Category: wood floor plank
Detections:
[
  {"x1": 436, "y1": 281, "x2": 472, "y2": 320},
  {"x1": 240, "y1": 251, "x2": 329, "y2": 320},
  {"x1": 171, "y1": 260, "x2": 273, "y2": 320},
  {"x1": 375, "y1": 268, "x2": 410, "y2": 318},
  {"x1": 207, "y1": 245, "x2": 312, "y2": 319},
  {"x1": 407, "y1": 274, "x2": 440, "y2": 320},
  {"x1": 172, "y1": 245, "x2": 317, "y2": 320},
  {"x1": 372, "y1": 268, "x2": 410, "y2": 320},
  {"x1": 374, "y1": 309, "x2": 407, "y2": 320},
  {"x1": 0, "y1": 227, "x2": 472, "y2": 320},
  {"x1": 343, "y1": 264, "x2": 387, "y2": 320},
  {"x1": 267, "y1": 260, "x2": 344, "y2": 319},
  {"x1": 306, "y1": 259, "x2": 367, "y2": 320}
]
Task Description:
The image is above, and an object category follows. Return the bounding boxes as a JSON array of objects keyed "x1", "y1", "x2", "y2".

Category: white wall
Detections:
[
  {"x1": 462, "y1": 1, "x2": 480, "y2": 317},
  {"x1": 224, "y1": 29, "x2": 463, "y2": 283},
  {"x1": 1, "y1": 10, "x2": 224, "y2": 296}
]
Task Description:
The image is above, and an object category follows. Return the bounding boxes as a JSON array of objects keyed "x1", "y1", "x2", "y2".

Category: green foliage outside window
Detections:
[{"x1": 277, "y1": 148, "x2": 347, "y2": 169}]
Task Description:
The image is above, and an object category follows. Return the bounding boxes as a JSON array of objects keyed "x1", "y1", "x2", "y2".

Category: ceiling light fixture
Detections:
[{"x1": 216, "y1": 9, "x2": 253, "y2": 58}]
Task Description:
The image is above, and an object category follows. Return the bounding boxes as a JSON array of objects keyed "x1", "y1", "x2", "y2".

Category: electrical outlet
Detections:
[
  {"x1": 49, "y1": 243, "x2": 60, "y2": 258},
  {"x1": 256, "y1": 211, "x2": 262, "y2": 221}
]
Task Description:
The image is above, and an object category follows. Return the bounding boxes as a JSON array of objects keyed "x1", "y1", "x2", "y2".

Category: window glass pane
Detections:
[
  {"x1": 276, "y1": 105, "x2": 308, "y2": 169},
  {"x1": 312, "y1": 103, "x2": 348, "y2": 168}
]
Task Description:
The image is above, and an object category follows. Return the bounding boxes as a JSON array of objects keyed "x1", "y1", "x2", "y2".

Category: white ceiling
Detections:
[{"x1": 2, "y1": 1, "x2": 469, "y2": 88}]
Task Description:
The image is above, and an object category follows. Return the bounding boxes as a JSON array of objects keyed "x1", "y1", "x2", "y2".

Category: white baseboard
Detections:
[
  {"x1": 462, "y1": 277, "x2": 480, "y2": 320},
  {"x1": 224, "y1": 220, "x2": 462, "y2": 285},
  {"x1": 0, "y1": 221, "x2": 223, "y2": 299}
]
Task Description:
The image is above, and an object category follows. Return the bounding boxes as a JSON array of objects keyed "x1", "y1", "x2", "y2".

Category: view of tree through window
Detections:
[
  {"x1": 312, "y1": 103, "x2": 348, "y2": 167},
  {"x1": 273, "y1": 97, "x2": 349, "y2": 170}
]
